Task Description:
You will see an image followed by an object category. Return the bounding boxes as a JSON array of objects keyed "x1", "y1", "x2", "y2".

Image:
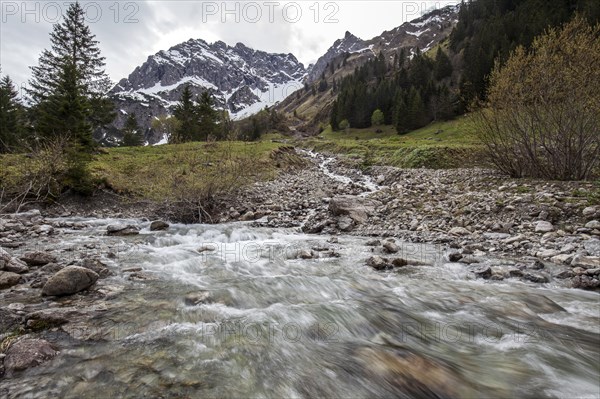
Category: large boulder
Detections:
[
  {"x1": 4, "y1": 339, "x2": 57, "y2": 372},
  {"x1": 42, "y1": 266, "x2": 99, "y2": 296},
  {"x1": 329, "y1": 196, "x2": 380, "y2": 224},
  {"x1": 0, "y1": 271, "x2": 21, "y2": 289}
]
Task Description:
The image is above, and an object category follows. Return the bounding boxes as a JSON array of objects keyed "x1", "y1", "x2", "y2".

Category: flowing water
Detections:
[{"x1": 2, "y1": 220, "x2": 599, "y2": 398}]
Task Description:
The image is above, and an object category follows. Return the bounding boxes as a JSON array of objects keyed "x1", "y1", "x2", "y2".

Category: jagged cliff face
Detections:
[
  {"x1": 100, "y1": 39, "x2": 306, "y2": 145},
  {"x1": 306, "y1": 31, "x2": 367, "y2": 84}
]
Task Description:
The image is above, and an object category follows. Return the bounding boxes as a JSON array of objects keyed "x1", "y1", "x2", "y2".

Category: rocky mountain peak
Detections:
[{"x1": 102, "y1": 39, "x2": 307, "y2": 145}]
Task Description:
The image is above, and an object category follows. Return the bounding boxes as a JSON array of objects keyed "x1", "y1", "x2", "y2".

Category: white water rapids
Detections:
[{"x1": 1, "y1": 218, "x2": 598, "y2": 398}]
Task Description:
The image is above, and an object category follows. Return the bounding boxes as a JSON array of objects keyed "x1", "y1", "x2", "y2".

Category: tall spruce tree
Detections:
[
  {"x1": 28, "y1": 1, "x2": 114, "y2": 149},
  {"x1": 121, "y1": 113, "x2": 143, "y2": 146},
  {"x1": 197, "y1": 91, "x2": 218, "y2": 141},
  {"x1": 0, "y1": 75, "x2": 24, "y2": 152},
  {"x1": 172, "y1": 85, "x2": 198, "y2": 143}
]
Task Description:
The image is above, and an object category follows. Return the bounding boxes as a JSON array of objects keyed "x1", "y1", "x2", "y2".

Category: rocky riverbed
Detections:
[
  {"x1": 228, "y1": 150, "x2": 600, "y2": 290},
  {"x1": 1, "y1": 149, "x2": 599, "y2": 393}
]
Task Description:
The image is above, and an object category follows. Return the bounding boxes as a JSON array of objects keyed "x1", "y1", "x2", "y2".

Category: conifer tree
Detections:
[
  {"x1": 121, "y1": 113, "x2": 143, "y2": 146},
  {"x1": 27, "y1": 1, "x2": 114, "y2": 149},
  {"x1": 197, "y1": 91, "x2": 218, "y2": 141},
  {"x1": 394, "y1": 91, "x2": 408, "y2": 134},
  {"x1": 0, "y1": 75, "x2": 24, "y2": 152},
  {"x1": 172, "y1": 85, "x2": 198, "y2": 143},
  {"x1": 406, "y1": 87, "x2": 427, "y2": 130}
]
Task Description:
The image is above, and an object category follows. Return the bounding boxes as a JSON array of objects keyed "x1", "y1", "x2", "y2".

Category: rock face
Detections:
[
  {"x1": 4, "y1": 339, "x2": 57, "y2": 372},
  {"x1": 42, "y1": 266, "x2": 99, "y2": 296},
  {"x1": 102, "y1": 39, "x2": 307, "y2": 145},
  {"x1": 306, "y1": 31, "x2": 366, "y2": 83}
]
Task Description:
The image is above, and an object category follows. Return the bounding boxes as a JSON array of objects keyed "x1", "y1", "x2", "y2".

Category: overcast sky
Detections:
[{"x1": 1, "y1": 1, "x2": 459, "y2": 93}]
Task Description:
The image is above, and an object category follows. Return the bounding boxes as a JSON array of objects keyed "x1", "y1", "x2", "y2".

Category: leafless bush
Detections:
[
  {"x1": 475, "y1": 17, "x2": 600, "y2": 180},
  {"x1": 0, "y1": 135, "x2": 71, "y2": 212}
]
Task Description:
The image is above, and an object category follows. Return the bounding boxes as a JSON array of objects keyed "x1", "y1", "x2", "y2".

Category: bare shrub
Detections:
[
  {"x1": 475, "y1": 16, "x2": 600, "y2": 180},
  {"x1": 0, "y1": 136, "x2": 71, "y2": 212}
]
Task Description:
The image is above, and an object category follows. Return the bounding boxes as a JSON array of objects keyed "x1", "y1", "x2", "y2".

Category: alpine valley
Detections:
[{"x1": 99, "y1": 4, "x2": 459, "y2": 145}]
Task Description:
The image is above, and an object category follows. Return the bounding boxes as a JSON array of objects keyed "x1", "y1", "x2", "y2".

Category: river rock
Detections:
[
  {"x1": 355, "y1": 347, "x2": 468, "y2": 398},
  {"x1": 459, "y1": 256, "x2": 481, "y2": 265},
  {"x1": 0, "y1": 308, "x2": 22, "y2": 334},
  {"x1": 337, "y1": 215, "x2": 354, "y2": 231},
  {"x1": 391, "y1": 258, "x2": 408, "y2": 267},
  {"x1": 583, "y1": 239, "x2": 600, "y2": 256},
  {"x1": 448, "y1": 227, "x2": 470, "y2": 236},
  {"x1": 483, "y1": 232, "x2": 510, "y2": 240},
  {"x1": 0, "y1": 247, "x2": 12, "y2": 269},
  {"x1": 240, "y1": 211, "x2": 255, "y2": 221},
  {"x1": 82, "y1": 258, "x2": 111, "y2": 278},
  {"x1": 25, "y1": 308, "x2": 81, "y2": 330},
  {"x1": 20, "y1": 251, "x2": 57, "y2": 266},
  {"x1": 3, "y1": 339, "x2": 57, "y2": 372},
  {"x1": 42, "y1": 266, "x2": 99, "y2": 296},
  {"x1": 554, "y1": 270, "x2": 574, "y2": 279},
  {"x1": 473, "y1": 266, "x2": 492, "y2": 279},
  {"x1": 571, "y1": 255, "x2": 600, "y2": 269},
  {"x1": 0, "y1": 271, "x2": 21, "y2": 289},
  {"x1": 107, "y1": 224, "x2": 139, "y2": 236},
  {"x1": 585, "y1": 220, "x2": 600, "y2": 229},
  {"x1": 447, "y1": 252, "x2": 462, "y2": 262},
  {"x1": 328, "y1": 196, "x2": 380, "y2": 224},
  {"x1": 507, "y1": 268, "x2": 524, "y2": 278},
  {"x1": 366, "y1": 239, "x2": 381, "y2": 247},
  {"x1": 298, "y1": 249, "x2": 314, "y2": 259},
  {"x1": 150, "y1": 220, "x2": 169, "y2": 231},
  {"x1": 0, "y1": 249, "x2": 28, "y2": 274},
  {"x1": 383, "y1": 241, "x2": 400, "y2": 254},
  {"x1": 535, "y1": 221, "x2": 554, "y2": 233},
  {"x1": 4, "y1": 259, "x2": 28, "y2": 274},
  {"x1": 184, "y1": 291, "x2": 213, "y2": 306},
  {"x1": 582, "y1": 206, "x2": 598, "y2": 219},
  {"x1": 367, "y1": 256, "x2": 389, "y2": 270},
  {"x1": 550, "y1": 254, "x2": 573, "y2": 265},
  {"x1": 571, "y1": 275, "x2": 600, "y2": 290},
  {"x1": 523, "y1": 273, "x2": 549, "y2": 284}
]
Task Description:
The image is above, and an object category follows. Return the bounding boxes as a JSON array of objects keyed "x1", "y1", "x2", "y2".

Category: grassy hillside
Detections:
[
  {"x1": 300, "y1": 115, "x2": 484, "y2": 169},
  {"x1": 0, "y1": 141, "x2": 306, "y2": 211}
]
